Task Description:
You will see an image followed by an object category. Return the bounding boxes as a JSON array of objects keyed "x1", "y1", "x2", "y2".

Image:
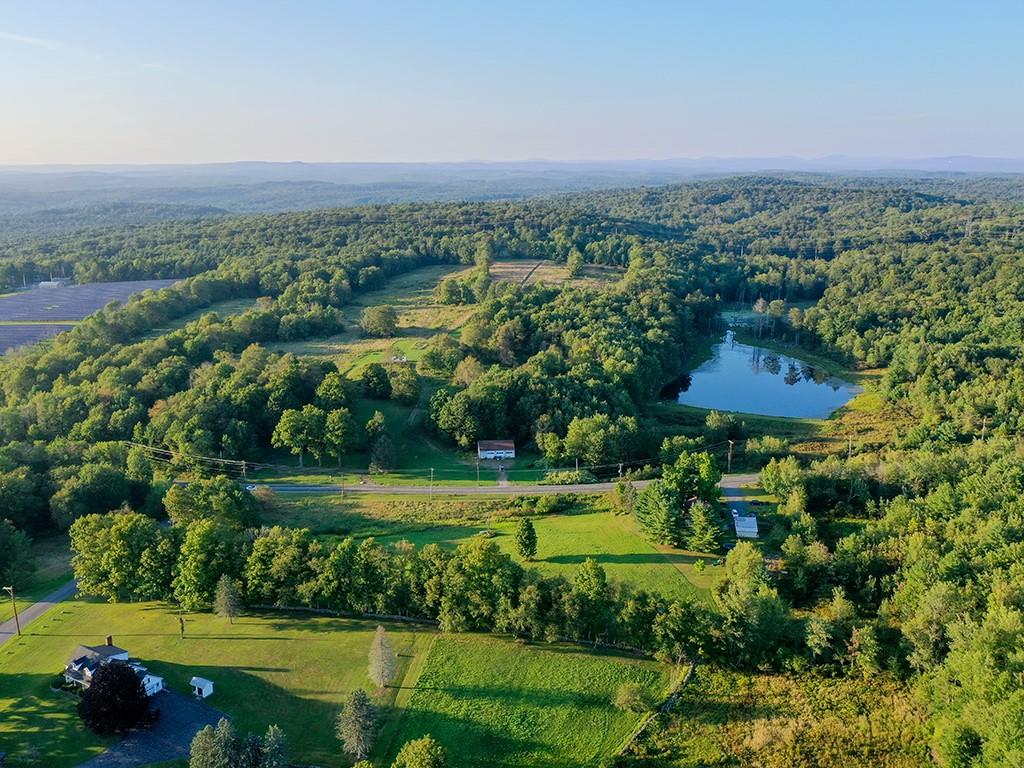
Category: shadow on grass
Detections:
[
  {"x1": 0, "y1": 671, "x2": 112, "y2": 764},
  {"x1": 543, "y1": 552, "x2": 714, "y2": 565},
  {"x1": 379, "y1": 706, "x2": 552, "y2": 767}
]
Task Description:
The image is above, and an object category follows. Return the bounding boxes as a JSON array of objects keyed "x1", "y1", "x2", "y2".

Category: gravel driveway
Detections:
[{"x1": 76, "y1": 689, "x2": 223, "y2": 768}]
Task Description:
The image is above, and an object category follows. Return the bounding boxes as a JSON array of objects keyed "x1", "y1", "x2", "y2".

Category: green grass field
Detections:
[
  {"x1": 0, "y1": 534, "x2": 72, "y2": 624},
  {"x1": 387, "y1": 634, "x2": 669, "y2": 767},
  {"x1": 1, "y1": 598, "x2": 666, "y2": 767},
  {"x1": 0, "y1": 599, "x2": 433, "y2": 767},
  {"x1": 623, "y1": 665, "x2": 930, "y2": 768},
  {"x1": 376, "y1": 510, "x2": 718, "y2": 601},
  {"x1": 143, "y1": 297, "x2": 258, "y2": 338},
  {"x1": 262, "y1": 493, "x2": 721, "y2": 602}
]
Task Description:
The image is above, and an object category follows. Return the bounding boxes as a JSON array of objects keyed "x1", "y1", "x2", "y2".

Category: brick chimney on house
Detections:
[{"x1": 105, "y1": 635, "x2": 113, "y2": 646}]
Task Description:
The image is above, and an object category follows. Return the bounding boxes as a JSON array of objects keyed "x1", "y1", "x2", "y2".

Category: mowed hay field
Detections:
[
  {"x1": 263, "y1": 493, "x2": 721, "y2": 602},
  {"x1": 376, "y1": 510, "x2": 718, "y2": 602},
  {"x1": 387, "y1": 634, "x2": 670, "y2": 768},
  {"x1": 624, "y1": 665, "x2": 930, "y2": 768},
  {"x1": 1, "y1": 599, "x2": 668, "y2": 767}
]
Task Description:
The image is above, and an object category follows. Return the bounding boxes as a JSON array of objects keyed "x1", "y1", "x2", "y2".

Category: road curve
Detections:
[{"x1": 0, "y1": 578, "x2": 78, "y2": 647}]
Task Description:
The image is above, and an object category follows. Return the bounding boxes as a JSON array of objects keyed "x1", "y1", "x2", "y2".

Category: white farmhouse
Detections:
[
  {"x1": 64, "y1": 636, "x2": 165, "y2": 696},
  {"x1": 477, "y1": 440, "x2": 515, "y2": 460}
]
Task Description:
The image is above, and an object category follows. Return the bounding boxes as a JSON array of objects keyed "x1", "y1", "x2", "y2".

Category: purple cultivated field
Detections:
[
  {"x1": 0, "y1": 278, "x2": 178, "y2": 354},
  {"x1": 0, "y1": 279, "x2": 177, "y2": 322},
  {"x1": 0, "y1": 324, "x2": 78, "y2": 353}
]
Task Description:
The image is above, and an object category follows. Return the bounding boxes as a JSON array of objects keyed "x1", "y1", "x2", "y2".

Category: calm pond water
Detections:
[{"x1": 666, "y1": 331, "x2": 861, "y2": 418}]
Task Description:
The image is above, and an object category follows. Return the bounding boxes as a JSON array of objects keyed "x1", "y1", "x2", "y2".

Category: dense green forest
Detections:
[{"x1": 3, "y1": 175, "x2": 1024, "y2": 766}]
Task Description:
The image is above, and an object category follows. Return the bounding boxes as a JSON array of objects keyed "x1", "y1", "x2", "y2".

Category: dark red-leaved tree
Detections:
[{"x1": 77, "y1": 662, "x2": 150, "y2": 734}]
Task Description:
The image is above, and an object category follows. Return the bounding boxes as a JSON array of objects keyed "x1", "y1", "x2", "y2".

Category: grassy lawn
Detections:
[
  {"x1": 387, "y1": 634, "x2": 669, "y2": 767},
  {"x1": 143, "y1": 297, "x2": 258, "y2": 338},
  {"x1": 262, "y1": 493, "x2": 721, "y2": 602},
  {"x1": 0, "y1": 534, "x2": 72, "y2": 624},
  {"x1": 1, "y1": 599, "x2": 668, "y2": 768},
  {"x1": 377, "y1": 510, "x2": 717, "y2": 602},
  {"x1": 0, "y1": 599, "x2": 433, "y2": 767},
  {"x1": 623, "y1": 665, "x2": 930, "y2": 768}
]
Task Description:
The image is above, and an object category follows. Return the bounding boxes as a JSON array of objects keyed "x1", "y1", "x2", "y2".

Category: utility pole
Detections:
[
  {"x1": 618, "y1": 462, "x2": 623, "y2": 478},
  {"x1": 476, "y1": 460, "x2": 480, "y2": 487},
  {"x1": 241, "y1": 461, "x2": 247, "y2": 481},
  {"x1": 3, "y1": 586, "x2": 20, "y2": 637},
  {"x1": 575, "y1": 457, "x2": 579, "y2": 472},
  {"x1": 430, "y1": 467, "x2": 434, "y2": 499},
  {"x1": 727, "y1": 440, "x2": 734, "y2": 473}
]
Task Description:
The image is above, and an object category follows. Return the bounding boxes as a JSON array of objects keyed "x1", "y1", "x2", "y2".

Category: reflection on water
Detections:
[{"x1": 665, "y1": 331, "x2": 861, "y2": 418}]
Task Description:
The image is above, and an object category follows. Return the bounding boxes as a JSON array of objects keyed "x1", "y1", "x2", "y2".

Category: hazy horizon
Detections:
[{"x1": 3, "y1": 1, "x2": 1023, "y2": 165}]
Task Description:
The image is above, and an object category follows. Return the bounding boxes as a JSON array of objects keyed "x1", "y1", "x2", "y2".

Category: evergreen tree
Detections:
[
  {"x1": 213, "y1": 574, "x2": 242, "y2": 624},
  {"x1": 685, "y1": 500, "x2": 720, "y2": 552},
  {"x1": 514, "y1": 518, "x2": 537, "y2": 561},
  {"x1": 368, "y1": 625, "x2": 397, "y2": 689},
  {"x1": 369, "y1": 433, "x2": 396, "y2": 474},
  {"x1": 261, "y1": 724, "x2": 287, "y2": 768},
  {"x1": 336, "y1": 688, "x2": 377, "y2": 761},
  {"x1": 634, "y1": 480, "x2": 685, "y2": 545}
]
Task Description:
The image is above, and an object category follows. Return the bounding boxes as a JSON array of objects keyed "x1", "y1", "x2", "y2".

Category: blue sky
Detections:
[{"x1": 1, "y1": 1, "x2": 1022, "y2": 164}]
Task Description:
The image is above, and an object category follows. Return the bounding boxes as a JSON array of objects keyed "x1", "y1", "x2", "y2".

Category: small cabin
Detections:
[
  {"x1": 477, "y1": 440, "x2": 515, "y2": 460},
  {"x1": 731, "y1": 509, "x2": 759, "y2": 539},
  {"x1": 191, "y1": 676, "x2": 214, "y2": 699}
]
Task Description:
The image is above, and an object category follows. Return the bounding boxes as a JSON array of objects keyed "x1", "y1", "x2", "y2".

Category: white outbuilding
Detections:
[
  {"x1": 731, "y1": 509, "x2": 759, "y2": 539},
  {"x1": 190, "y1": 676, "x2": 214, "y2": 699},
  {"x1": 477, "y1": 440, "x2": 515, "y2": 460}
]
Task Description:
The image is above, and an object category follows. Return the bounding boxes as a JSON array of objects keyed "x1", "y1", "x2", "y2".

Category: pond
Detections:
[{"x1": 664, "y1": 331, "x2": 861, "y2": 418}]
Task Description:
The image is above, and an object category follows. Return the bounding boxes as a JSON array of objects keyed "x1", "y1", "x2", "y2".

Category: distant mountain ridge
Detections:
[{"x1": 1, "y1": 157, "x2": 1022, "y2": 240}]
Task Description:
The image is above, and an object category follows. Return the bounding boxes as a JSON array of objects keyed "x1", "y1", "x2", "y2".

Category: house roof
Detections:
[
  {"x1": 733, "y1": 514, "x2": 759, "y2": 539},
  {"x1": 71, "y1": 643, "x2": 128, "y2": 662},
  {"x1": 477, "y1": 440, "x2": 515, "y2": 451},
  {"x1": 190, "y1": 676, "x2": 213, "y2": 688}
]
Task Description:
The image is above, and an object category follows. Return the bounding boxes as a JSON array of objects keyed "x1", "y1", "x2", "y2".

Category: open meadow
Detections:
[
  {"x1": 389, "y1": 634, "x2": 670, "y2": 768},
  {"x1": 0, "y1": 598, "x2": 667, "y2": 767},
  {"x1": 262, "y1": 493, "x2": 721, "y2": 601},
  {"x1": 623, "y1": 665, "x2": 930, "y2": 768}
]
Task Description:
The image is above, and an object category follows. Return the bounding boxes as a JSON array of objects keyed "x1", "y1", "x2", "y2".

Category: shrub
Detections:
[{"x1": 614, "y1": 682, "x2": 654, "y2": 713}]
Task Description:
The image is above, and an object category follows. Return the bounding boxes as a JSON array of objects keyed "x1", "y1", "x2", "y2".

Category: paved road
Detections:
[
  {"x1": 76, "y1": 689, "x2": 224, "y2": 768},
  {"x1": 250, "y1": 472, "x2": 760, "y2": 497},
  {"x1": 720, "y1": 472, "x2": 759, "y2": 514},
  {"x1": 0, "y1": 578, "x2": 77, "y2": 647}
]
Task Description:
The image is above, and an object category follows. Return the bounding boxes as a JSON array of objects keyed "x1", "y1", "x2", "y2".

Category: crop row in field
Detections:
[{"x1": 0, "y1": 279, "x2": 178, "y2": 322}]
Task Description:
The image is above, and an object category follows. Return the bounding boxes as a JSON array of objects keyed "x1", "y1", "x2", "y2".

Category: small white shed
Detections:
[
  {"x1": 190, "y1": 676, "x2": 214, "y2": 699},
  {"x1": 731, "y1": 509, "x2": 759, "y2": 539}
]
